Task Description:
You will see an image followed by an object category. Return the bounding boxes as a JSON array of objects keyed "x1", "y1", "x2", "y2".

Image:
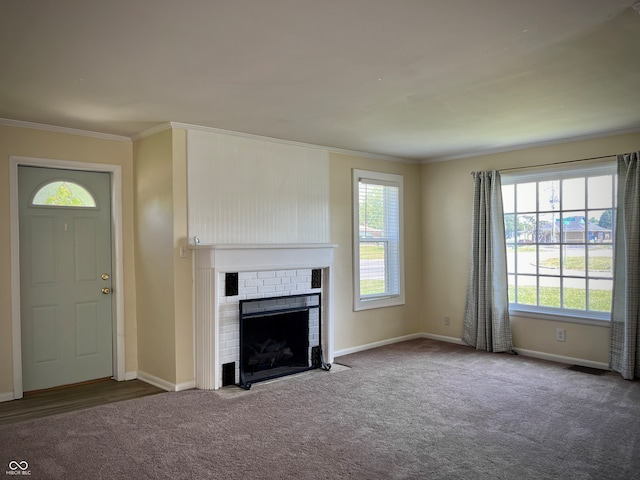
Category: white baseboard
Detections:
[
  {"x1": 136, "y1": 371, "x2": 176, "y2": 392},
  {"x1": 333, "y1": 333, "x2": 608, "y2": 371},
  {"x1": 175, "y1": 380, "x2": 196, "y2": 392},
  {"x1": 334, "y1": 332, "x2": 468, "y2": 358},
  {"x1": 136, "y1": 371, "x2": 196, "y2": 392},
  {"x1": 421, "y1": 333, "x2": 467, "y2": 346},
  {"x1": 419, "y1": 333, "x2": 609, "y2": 370},
  {"x1": 333, "y1": 333, "x2": 424, "y2": 358},
  {"x1": 423, "y1": 333, "x2": 609, "y2": 370},
  {"x1": 0, "y1": 392, "x2": 15, "y2": 403},
  {"x1": 513, "y1": 348, "x2": 609, "y2": 370},
  {"x1": 124, "y1": 371, "x2": 138, "y2": 381}
]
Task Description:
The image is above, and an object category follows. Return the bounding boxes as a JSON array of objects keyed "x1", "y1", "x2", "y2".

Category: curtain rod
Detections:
[{"x1": 499, "y1": 154, "x2": 615, "y2": 173}]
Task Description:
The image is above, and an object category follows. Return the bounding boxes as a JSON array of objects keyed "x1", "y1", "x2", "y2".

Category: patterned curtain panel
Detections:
[
  {"x1": 610, "y1": 152, "x2": 640, "y2": 380},
  {"x1": 462, "y1": 171, "x2": 513, "y2": 352}
]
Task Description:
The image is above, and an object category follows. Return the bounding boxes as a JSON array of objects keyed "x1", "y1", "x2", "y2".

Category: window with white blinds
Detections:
[{"x1": 353, "y1": 169, "x2": 404, "y2": 311}]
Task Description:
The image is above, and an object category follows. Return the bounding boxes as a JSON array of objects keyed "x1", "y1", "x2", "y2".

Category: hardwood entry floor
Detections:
[{"x1": 0, "y1": 379, "x2": 164, "y2": 425}]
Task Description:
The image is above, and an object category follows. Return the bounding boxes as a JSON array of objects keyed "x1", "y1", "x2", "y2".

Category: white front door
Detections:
[{"x1": 18, "y1": 166, "x2": 114, "y2": 391}]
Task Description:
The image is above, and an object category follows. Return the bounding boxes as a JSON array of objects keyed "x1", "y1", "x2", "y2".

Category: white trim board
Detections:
[
  {"x1": 334, "y1": 333, "x2": 609, "y2": 371},
  {"x1": 136, "y1": 371, "x2": 195, "y2": 392},
  {"x1": 422, "y1": 125, "x2": 640, "y2": 163},
  {"x1": 512, "y1": 348, "x2": 609, "y2": 371},
  {"x1": 136, "y1": 121, "x2": 416, "y2": 163},
  {"x1": 0, "y1": 392, "x2": 15, "y2": 403},
  {"x1": 9, "y1": 156, "x2": 126, "y2": 400},
  {"x1": 423, "y1": 333, "x2": 610, "y2": 370},
  {"x1": 333, "y1": 333, "x2": 465, "y2": 358},
  {"x1": 136, "y1": 372, "x2": 174, "y2": 392},
  {"x1": 333, "y1": 333, "x2": 424, "y2": 358},
  {"x1": 0, "y1": 117, "x2": 131, "y2": 142},
  {"x1": 176, "y1": 380, "x2": 197, "y2": 392},
  {"x1": 420, "y1": 333, "x2": 467, "y2": 345}
]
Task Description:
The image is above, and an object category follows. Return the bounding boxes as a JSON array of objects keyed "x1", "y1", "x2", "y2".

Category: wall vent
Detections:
[
  {"x1": 222, "y1": 362, "x2": 236, "y2": 386},
  {"x1": 225, "y1": 273, "x2": 238, "y2": 296}
]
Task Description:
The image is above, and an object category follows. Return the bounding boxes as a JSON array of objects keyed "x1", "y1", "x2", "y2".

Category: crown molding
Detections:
[
  {"x1": 167, "y1": 122, "x2": 417, "y2": 163},
  {"x1": 130, "y1": 122, "x2": 173, "y2": 141},
  {"x1": 0, "y1": 118, "x2": 131, "y2": 142},
  {"x1": 422, "y1": 125, "x2": 640, "y2": 164},
  {"x1": 9, "y1": 116, "x2": 634, "y2": 165},
  {"x1": 0, "y1": 117, "x2": 414, "y2": 162}
]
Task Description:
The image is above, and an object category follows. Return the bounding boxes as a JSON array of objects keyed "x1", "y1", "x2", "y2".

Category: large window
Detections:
[
  {"x1": 353, "y1": 170, "x2": 404, "y2": 311},
  {"x1": 502, "y1": 163, "x2": 616, "y2": 323}
]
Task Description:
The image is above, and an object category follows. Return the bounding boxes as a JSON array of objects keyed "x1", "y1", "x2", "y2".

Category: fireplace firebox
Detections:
[{"x1": 238, "y1": 293, "x2": 330, "y2": 389}]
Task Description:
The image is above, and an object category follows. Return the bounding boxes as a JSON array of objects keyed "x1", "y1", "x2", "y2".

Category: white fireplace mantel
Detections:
[
  {"x1": 192, "y1": 243, "x2": 337, "y2": 389},
  {"x1": 192, "y1": 243, "x2": 338, "y2": 271}
]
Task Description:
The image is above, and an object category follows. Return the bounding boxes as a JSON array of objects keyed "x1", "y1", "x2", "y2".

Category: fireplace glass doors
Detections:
[{"x1": 238, "y1": 293, "x2": 328, "y2": 389}]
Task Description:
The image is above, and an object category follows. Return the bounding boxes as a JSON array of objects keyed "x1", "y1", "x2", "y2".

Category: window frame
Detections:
[
  {"x1": 501, "y1": 162, "x2": 616, "y2": 325},
  {"x1": 352, "y1": 169, "x2": 405, "y2": 311},
  {"x1": 30, "y1": 178, "x2": 99, "y2": 209}
]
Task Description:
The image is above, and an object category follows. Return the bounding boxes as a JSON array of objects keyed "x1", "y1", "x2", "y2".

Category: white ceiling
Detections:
[{"x1": 2, "y1": 0, "x2": 640, "y2": 161}]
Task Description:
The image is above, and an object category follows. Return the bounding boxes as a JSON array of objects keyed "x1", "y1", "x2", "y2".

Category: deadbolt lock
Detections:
[
  {"x1": 101, "y1": 273, "x2": 110, "y2": 280},
  {"x1": 101, "y1": 287, "x2": 111, "y2": 295}
]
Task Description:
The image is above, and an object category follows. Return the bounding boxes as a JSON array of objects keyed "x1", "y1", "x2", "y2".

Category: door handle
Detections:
[{"x1": 101, "y1": 287, "x2": 111, "y2": 295}]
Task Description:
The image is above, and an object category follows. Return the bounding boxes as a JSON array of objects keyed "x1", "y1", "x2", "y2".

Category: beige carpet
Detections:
[{"x1": 1, "y1": 338, "x2": 638, "y2": 479}]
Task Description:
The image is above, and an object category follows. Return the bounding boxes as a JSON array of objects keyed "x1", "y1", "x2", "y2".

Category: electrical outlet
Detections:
[
  {"x1": 444, "y1": 315, "x2": 451, "y2": 326},
  {"x1": 556, "y1": 328, "x2": 566, "y2": 342}
]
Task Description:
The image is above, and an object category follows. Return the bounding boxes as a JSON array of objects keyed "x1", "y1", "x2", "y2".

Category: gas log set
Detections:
[{"x1": 238, "y1": 293, "x2": 329, "y2": 389}]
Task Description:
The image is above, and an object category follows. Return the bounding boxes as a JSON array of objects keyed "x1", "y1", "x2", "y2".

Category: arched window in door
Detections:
[{"x1": 31, "y1": 180, "x2": 97, "y2": 207}]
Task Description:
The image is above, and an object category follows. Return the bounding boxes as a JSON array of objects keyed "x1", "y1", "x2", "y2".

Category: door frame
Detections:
[{"x1": 9, "y1": 156, "x2": 126, "y2": 399}]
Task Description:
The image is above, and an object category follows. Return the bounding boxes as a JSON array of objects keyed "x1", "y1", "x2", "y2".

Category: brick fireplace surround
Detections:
[{"x1": 192, "y1": 244, "x2": 336, "y2": 390}]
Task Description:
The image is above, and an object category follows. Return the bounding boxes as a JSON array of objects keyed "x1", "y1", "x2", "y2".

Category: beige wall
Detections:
[
  {"x1": 171, "y1": 129, "x2": 194, "y2": 386},
  {"x1": 0, "y1": 124, "x2": 136, "y2": 395},
  {"x1": 330, "y1": 152, "x2": 423, "y2": 352},
  {"x1": 133, "y1": 128, "x2": 193, "y2": 386},
  {"x1": 4, "y1": 120, "x2": 636, "y2": 397},
  {"x1": 421, "y1": 132, "x2": 640, "y2": 364},
  {"x1": 134, "y1": 129, "x2": 176, "y2": 382}
]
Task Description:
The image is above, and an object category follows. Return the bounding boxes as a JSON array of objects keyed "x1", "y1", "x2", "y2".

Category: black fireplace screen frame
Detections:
[{"x1": 238, "y1": 292, "x2": 330, "y2": 389}]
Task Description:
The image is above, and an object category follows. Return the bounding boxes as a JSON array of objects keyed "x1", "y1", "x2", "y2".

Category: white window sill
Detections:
[
  {"x1": 354, "y1": 295, "x2": 405, "y2": 311},
  {"x1": 509, "y1": 308, "x2": 611, "y2": 327}
]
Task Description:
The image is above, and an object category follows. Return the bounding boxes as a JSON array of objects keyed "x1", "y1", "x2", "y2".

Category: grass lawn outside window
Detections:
[{"x1": 502, "y1": 162, "x2": 616, "y2": 322}]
